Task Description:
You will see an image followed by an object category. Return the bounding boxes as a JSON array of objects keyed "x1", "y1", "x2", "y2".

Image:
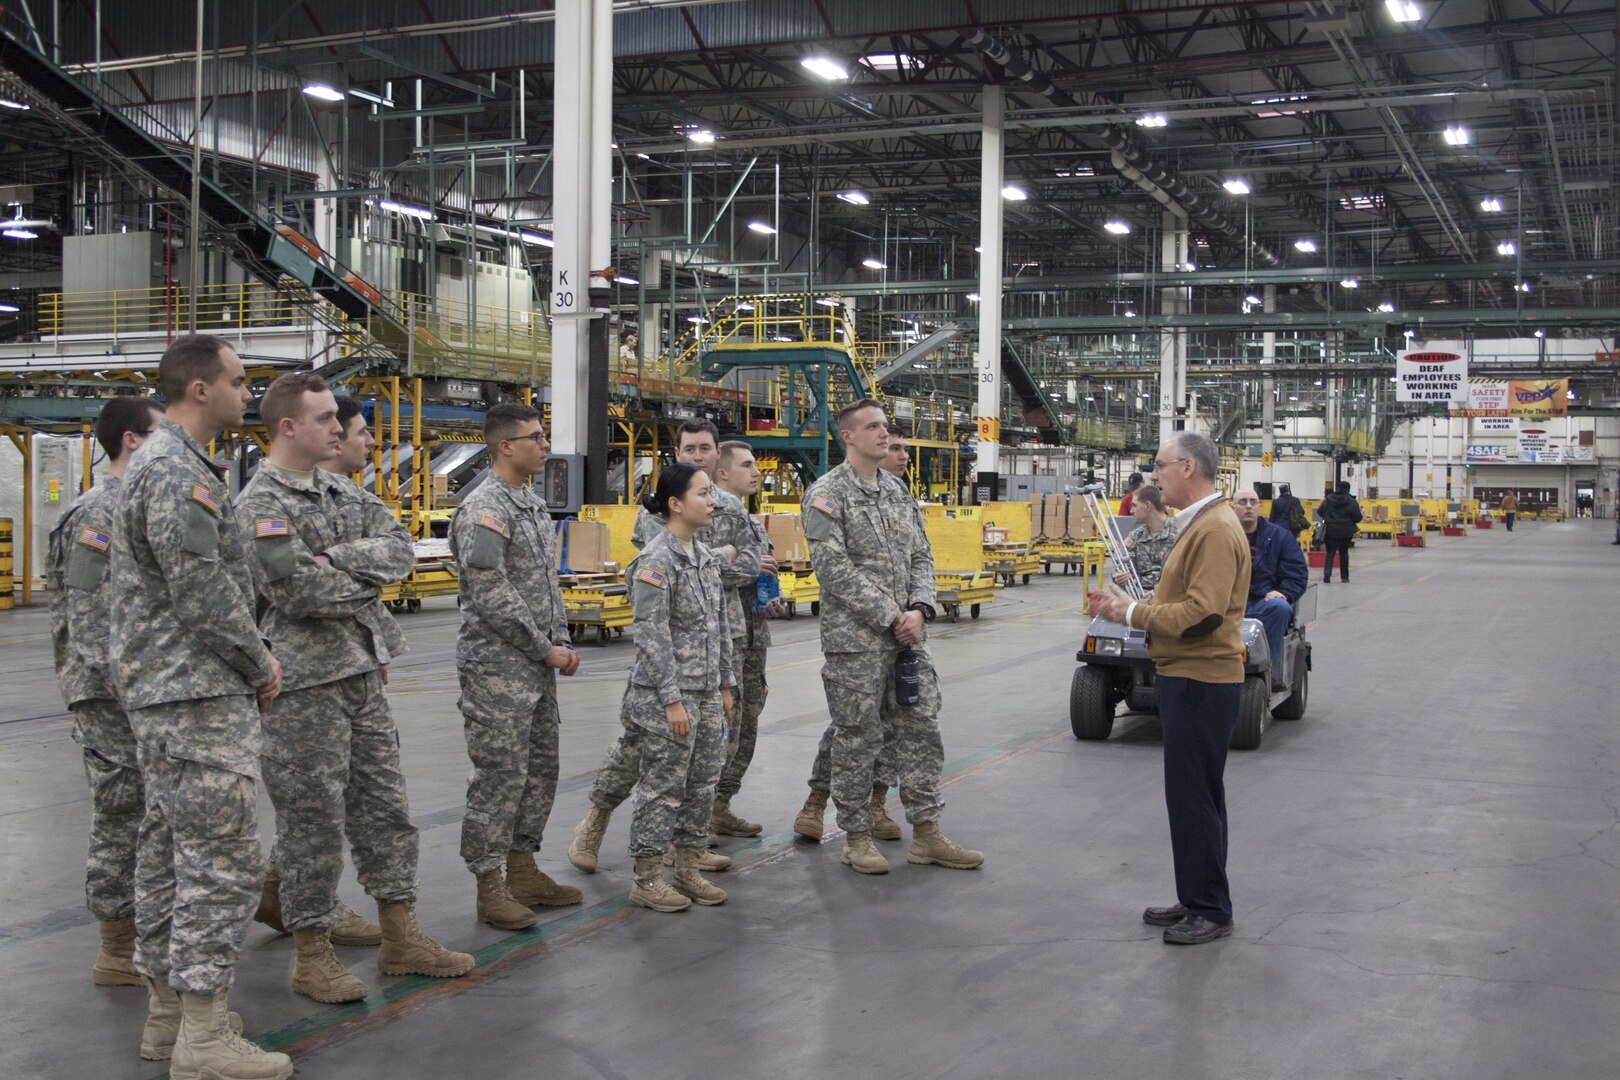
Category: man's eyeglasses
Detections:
[
  {"x1": 507, "y1": 432, "x2": 548, "y2": 444},
  {"x1": 1152, "y1": 455, "x2": 1188, "y2": 470}
]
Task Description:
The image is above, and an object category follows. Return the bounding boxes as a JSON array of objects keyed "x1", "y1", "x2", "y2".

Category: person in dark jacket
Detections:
[
  {"x1": 1268, "y1": 483, "x2": 1305, "y2": 535},
  {"x1": 1233, "y1": 489, "x2": 1309, "y2": 685},
  {"x1": 1316, "y1": 482, "x2": 1363, "y2": 583}
]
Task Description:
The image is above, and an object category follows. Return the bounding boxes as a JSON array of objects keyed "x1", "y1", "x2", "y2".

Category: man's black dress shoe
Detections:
[
  {"x1": 1163, "y1": 914, "x2": 1233, "y2": 945},
  {"x1": 1142, "y1": 904, "x2": 1187, "y2": 927}
]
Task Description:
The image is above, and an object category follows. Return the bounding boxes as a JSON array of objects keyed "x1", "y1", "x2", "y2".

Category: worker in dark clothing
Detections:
[
  {"x1": 1316, "y1": 482, "x2": 1363, "y2": 583},
  {"x1": 1268, "y1": 484, "x2": 1306, "y2": 536}
]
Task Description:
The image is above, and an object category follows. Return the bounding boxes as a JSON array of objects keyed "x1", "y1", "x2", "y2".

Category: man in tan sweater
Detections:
[{"x1": 1094, "y1": 431, "x2": 1250, "y2": 945}]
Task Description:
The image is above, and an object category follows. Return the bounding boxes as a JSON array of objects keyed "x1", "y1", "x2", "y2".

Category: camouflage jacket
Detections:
[
  {"x1": 236, "y1": 462, "x2": 411, "y2": 692},
  {"x1": 450, "y1": 474, "x2": 570, "y2": 668},
  {"x1": 47, "y1": 476, "x2": 122, "y2": 707},
  {"x1": 736, "y1": 513, "x2": 772, "y2": 648},
  {"x1": 707, "y1": 487, "x2": 763, "y2": 637},
  {"x1": 802, "y1": 463, "x2": 937, "y2": 654},
  {"x1": 1123, "y1": 517, "x2": 1180, "y2": 591},
  {"x1": 110, "y1": 419, "x2": 273, "y2": 712},
  {"x1": 626, "y1": 530, "x2": 735, "y2": 706}
]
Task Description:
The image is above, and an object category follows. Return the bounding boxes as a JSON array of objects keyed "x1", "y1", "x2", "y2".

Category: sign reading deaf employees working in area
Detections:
[
  {"x1": 1396, "y1": 350, "x2": 1468, "y2": 402},
  {"x1": 1449, "y1": 378, "x2": 1568, "y2": 418}
]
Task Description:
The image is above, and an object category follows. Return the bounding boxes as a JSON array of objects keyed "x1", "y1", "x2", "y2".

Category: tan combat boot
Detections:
[
  {"x1": 141, "y1": 978, "x2": 242, "y2": 1061},
  {"x1": 711, "y1": 798, "x2": 763, "y2": 837},
  {"x1": 670, "y1": 847, "x2": 729, "y2": 906},
  {"x1": 628, "y1": 855, "x2": 691, "y2": 913},
  {"x1": 291, "y1": 928, "x2": 368, "y2": 1003},
  {"x1": 329, "y1": 902, "x2": 383, "y2": 947},
  {"x1": 377, "y1": 902, "x2": 475, "y2": 978},
  {"x1": 92, "y1": 916, "x2": 144, "y2": 987},
  {"x1": 869, "y1": 785, "x2": 903, "y2": 842},
  {"x1": 841, "y1": 830, "x2": 891, "y2": 875},
  {"x1": 568, "y1": 806, "x2": 612, "y2": 873},
  {"x1": 171, "y1": 989, "x2": 292, "y2": 1080},
  {"x1": 475, "y1": 871, "x2": 537, "y2": 931},
  {"x1": 907, "y1": 821, "x2": 985, "y2": 869},
  {"x1": 662, "y1": 846, "x2": 732, "y2": 872},
  {"x1": 252, "y1": 870, "x2": 286, "y2": 933},
  {"x1": 506, "y1": 850, "x2": 584, "y2": 907},
  {"x1": 793, "y1": 789, "x2": 830, "y2": 841}
]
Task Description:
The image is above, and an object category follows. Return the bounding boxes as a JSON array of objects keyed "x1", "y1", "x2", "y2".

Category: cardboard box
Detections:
[
  {"x1": 760, "y1": 513, "x2": 810, "y2": 564},
  {"x1": 1066, "y1": 497, "x2": 1096, "y2": 541},
  {"x1": 1040, "y1": 494, "x2": 1067, "y2": 541},
  {"x1": 430, "y1": 474, "x2": 449, "y2": 499},
  {"x1": 562, "y1": 518, "x2": 612, "y2": 574}
]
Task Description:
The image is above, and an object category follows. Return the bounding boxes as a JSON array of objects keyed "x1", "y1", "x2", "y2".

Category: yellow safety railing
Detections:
[{"x1": 39, "y1": 283, "x2": 311, "y2": 337}]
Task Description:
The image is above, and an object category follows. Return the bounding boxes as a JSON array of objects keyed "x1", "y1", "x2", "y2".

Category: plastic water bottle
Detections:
[
  {"x1": 754, "y1": 572, "x2": 780, "y2": 613},
  {"x1": 894, "y1": 648, "x2": 921, "y2": 707}
]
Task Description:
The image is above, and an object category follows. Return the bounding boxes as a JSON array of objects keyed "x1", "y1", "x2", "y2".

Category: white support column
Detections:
[
  {"x1": 1158, "y1": 209, "x2": 1190, "y2": 446},
  {"x1": 549, "y1": 0, "x2": 611, "y2": 458},
  {"x1": 974, "y1": 84, "x2": 1005, "y2": 482},
  {"x1": 1261, "y1": 285, "x2": 1276, "y2": 478}
]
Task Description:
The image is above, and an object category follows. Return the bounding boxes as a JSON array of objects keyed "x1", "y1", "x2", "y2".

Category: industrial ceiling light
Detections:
[
  {"x1": 1442, "y1": 125, "x2": 1470, "y2": 146},
  {"x1": 1404, "y1": 329, "x2": 1417, "y2": 338},
  {"x1": 965, "y1": 293, "x2": 980, "y2": 302},
  {"x1": 378, "y1": 199, "x2": 433, "y2": 221},
  {"x1": 1480, "y1": 196, "x2": 1503, "y2": 212},
  {"x1": 1244, "y1": 293, "x2": 1262, "y2": 305},
  {"x1": 836, "y1": 191, "x2": 870, "y2": 206},
  {"x1": 734, "y1": 301, "x2": 755, "y2": 312},
  {"x1": 1123, "y1": 309, "x2": 1137, "y2": 318},
  {"x1": 301, "y1": 83, "x2": 346, "y2": 102},
  {"x1": 1533, "y1": 328, "x2": 1545, "y2": 338},
  {"x1": 800, "y1": 57, "x2": 850, "y2": 81},
  {"x1": 1103, "y1": 221, "x2": 1131, "y2": 235},
  {"x1": 688, "y1": 315, "x2": 709, "y2": 324},
  {"x1": 815, "y1": 297, "x2": 840, "y2": 307},
  {"x1": 1515, "y1": 281, "x2": 1531, "y2": 293},
  {"x1": 1000, "y1": 184, "x2": 1028, "y2": 201},
  {"x1": 614, "y1": 275, "x2": 639, "y2": 286},
  {"x1": 1340, "y1": 277, "x2": 1359, "y2": 289},
  {"x1": 1384, "y1": 1, "x2": 1422, "y2": 23},
  {"x1": 1136, "y1": 113, "x2": 1168, "y2": 128},
  {"x1": 687, "y1": 130, "x2": 716, "y2": 145},
  {"x1": 1222, "y1": 178, "x2": 1251, "y2": 195},
  {"x1": 861, "y1": 53, "x2": 916, "y2": 71},
  {"x1": 861, "y1": 258, "x2": 887, "y2": 270},
  {"x1": 1294, "y1": 238, "x2": 1317, "y2": 253},
  {"x1": 2, "y1": 228, "x2": 39, "y2": 239},
  {"x1": 1496, "y1": 240, "x2": 1516, "y2": 256},
  {"x1": 1378, "y1": 301, "x2": 1396, "y2": 312},
  {"x1": 0, "y1": 302, "x2": 19, "y2": 312},
  {"x1": 0, "y1": 97, "x2": 29, "y2": 110},
  {"x1": 747, "y1": 221, "x2": 777, "y2": 235}
]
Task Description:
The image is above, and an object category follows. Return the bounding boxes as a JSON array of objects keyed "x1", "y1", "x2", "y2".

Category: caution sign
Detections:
[
  {"x1": 975, "y1": 416, "x2": 1001, "y2": 442},
  {"x1": 1396, "y1": 350, "x2": 1468, "y2": 403}
]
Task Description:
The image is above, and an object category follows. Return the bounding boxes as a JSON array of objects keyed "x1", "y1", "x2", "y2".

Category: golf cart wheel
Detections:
[
  {"x1": 1230, "y1": 675, "x2": 1270, "y2": 750},
  {"x1": 1273, "y1": 658, "x2": 1308, "y2": 721},
  {"x1": 1070, "y1": 665, "x2": 1118, "y2": 741}
]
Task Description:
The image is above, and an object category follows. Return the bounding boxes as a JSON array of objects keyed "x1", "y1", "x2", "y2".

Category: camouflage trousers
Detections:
[
  {"x1": 821, "y1": 648, "x2": 945, "y2": 834},
  {"x1": 458, "y1": 659, "x2": 561, "y2": 876},
  {"x1": 627, "y1": 687, "x2": 725, "y2": 858},
  {"x1": 72, "y1": 698, "x2": 143, "y2": 921},
  {"x1": 260, "y1": 670, "x2": 418, "y2": 929},
  {"x1": 128, "y1": 697, "x2": 263, "y2": 995},
  {"x1": 586, "y1": 694, "x2": 641, "y2": 812},
  {"x1": 807, "y1": 705, "x2": 899, "y2": 793},
  {"x1": 716, "y1": 638, "x2": 768, "y2": 800}
]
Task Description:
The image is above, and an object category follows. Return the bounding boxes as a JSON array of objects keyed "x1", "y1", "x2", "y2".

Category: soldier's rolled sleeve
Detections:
[
  {"x1": 630, "y1": 573, "x2": 684, "y2": 706},
  {"x1": 451, "y1": 514, "x2": 552, "y2": 663},
  {"x1": 144, "y1": 474, "x2": 272, "y2": 685},
  {"x1": 804, "y1": 500, "x2": 903, "y2": 632},
  {"x1": 321, "y1": 506, "x2": 414, "y2": 585},
  {"x1": 714, "y1": 500, "x2": 763, "y2": 587}
]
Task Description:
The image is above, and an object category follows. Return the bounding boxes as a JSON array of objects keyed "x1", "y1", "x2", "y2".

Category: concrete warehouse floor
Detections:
[{"x1": 2, "y1": 518, "x2": 1618, "y2": 1080}]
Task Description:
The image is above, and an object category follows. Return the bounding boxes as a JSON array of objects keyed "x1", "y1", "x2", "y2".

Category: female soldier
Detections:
[{"x1": 623, "y1": 464, "x2": 736, "y2": 912}]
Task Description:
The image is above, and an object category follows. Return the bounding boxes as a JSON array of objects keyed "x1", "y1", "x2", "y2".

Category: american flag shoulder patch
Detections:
[
  {"x1": 477, "y1": 512, "x2": 507, "y2": 535},
  {"x1": 190, "y1": 483, "x2": 221, "y2": 514},
  {"x1": 254, "y1": 518, "x2": 290, "y2": 539},
  {"x1": 635, "y1": 566, "x2": 665, "y2": 588},
  {"x1": 810, "y1": 496, "x2": 837, "y2": 515},
  {"x1": 76, "y1": 526, "x2": 112, "y2": 553}
]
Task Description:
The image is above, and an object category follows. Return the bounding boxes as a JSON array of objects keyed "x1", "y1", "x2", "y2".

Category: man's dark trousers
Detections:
[{"x1": 1157, "y1": 675, "x2": 1240, "y2": 924}]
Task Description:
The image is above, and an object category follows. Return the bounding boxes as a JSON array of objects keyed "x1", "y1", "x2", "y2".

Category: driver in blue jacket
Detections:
[{"x1": 1232, "y1": 489, "x2": 1308, "y2": 687}]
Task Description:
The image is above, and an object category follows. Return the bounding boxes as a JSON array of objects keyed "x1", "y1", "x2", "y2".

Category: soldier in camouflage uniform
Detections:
[
  {"x1": 1117, "y1": 483, "x2": 1179, "y2": 591},
  {"x1": 108, "y1": 335, "x2": 293, "y2": 1078},
  {"x1": 569, "y1": 419, "x2": 744, "y2": 874},
  {"x1": 47, "y1": 397, "x2": 162, "y2": 988},
  {"x1": 620, "y1": 464, "x2": 736, "y2": 912},
  {"x1": 451, "y1": 403, "x2": 583, "y2": 932},
  {"x1": 797, "y1": 400, "x2": 983, "y2": 876},
  {"x1": 795, "y1": 424, "x2": 914, "y2": 843},
  {"x1": 239, "y1": 373, "x2": 473, "y2": 1003}
]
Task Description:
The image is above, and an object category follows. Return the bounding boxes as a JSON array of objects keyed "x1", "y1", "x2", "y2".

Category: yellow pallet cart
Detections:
[
  {"x1": 983, "y1": 545, "x2": 1041, "y2": 586},
  {"x1": 1036, "y1": 540, "x2": 1108, "y2": 589},
  {"x1": 382, "y1": 546, "x2": 459, "y2": 613},
  {"x1": 562, "y1": 575, "x2": 632, "y2": 645},
  {"x1": 935, "y1": 571, "x2": 997, "y2": 622},
  {"x1": 777, "y1": 567, "x2": 820, "y2": 617}
]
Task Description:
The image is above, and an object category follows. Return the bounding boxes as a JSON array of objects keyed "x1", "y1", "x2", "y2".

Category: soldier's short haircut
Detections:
[
  {"x1": 835, "y1": 398, "x2": 884, "y2": 432},
  {"x1": 885, "y1": 423, "x2": 905, "y2": 438},
  {"x1": 157, "y1": 334, "x2": 232, "y2": 402},
  {"x1": 1127, "y1": 472, "x2": 1144, "y2": 489},
  {"x1": 1167, "y1": 431, "x2": 1219, "y2": 481},
  {"x1": 334, "y1": 394, "x2": 365, "y2": 433},
  {"x1": 716, "y1": 440, "x2": 754, "y2": 470},
  {"x1": 677, "y1": 418, "x2": 720, "y2": 446},
  {"x1": 95, "y1": 397, "x2": 163, "y2": 461},
  {"x1": 1135, "y1": 484, "x2": 1165, "y2": 511},
  {"x1": 483, "y1": 402, "x2": 540, "y2": 446},
  {"x1": 259, "y1": 371, "x2": 331, "y2": 435}
]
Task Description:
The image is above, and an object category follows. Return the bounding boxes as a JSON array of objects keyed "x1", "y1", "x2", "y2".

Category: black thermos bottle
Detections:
[{"x1": 894, "y1": 648, "x2": 921, "y2": 707}]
